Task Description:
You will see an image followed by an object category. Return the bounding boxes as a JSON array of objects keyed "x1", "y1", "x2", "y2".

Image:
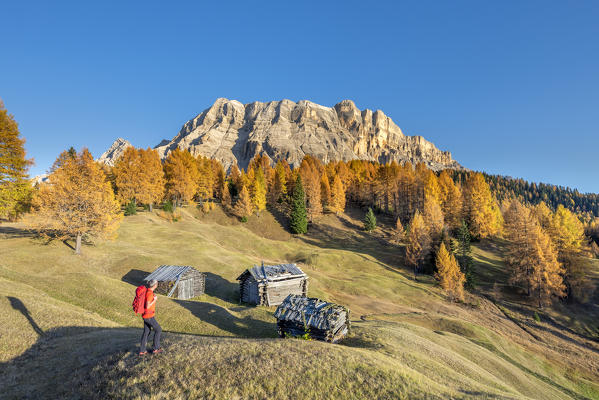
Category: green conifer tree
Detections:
[
  {"x1": 364, "y1": 207, "x2": 377, "y2": 231},
  {"x1": 289, "y1": 175, "x2": 308, "y2": 234},
  {"x1": 124, "y1": 199, "x2": 137, "y2": 216}
]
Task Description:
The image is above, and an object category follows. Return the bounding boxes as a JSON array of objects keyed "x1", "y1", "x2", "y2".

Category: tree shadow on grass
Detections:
[
  {"x1": 204, "y1": 272, "x2": 239, "y2": 303},
  {"x1": 0, "y1": 225, "x2": 37, "y2": 239},
  {"x1": 175, "y1": 300, "x2": 276, "y2": 338},
  {"x1": 121, "y1": 269, "x2": 150, "y2": 286},
  {"x1": 298, "y1": 217, "x2": 406, "y2": 271},
  {"x1": 266, "y1": 203, "x2": 291, "y2": 232},
  {"x1": 499, "y1": 299, "x2": 599, "y2": 348}
]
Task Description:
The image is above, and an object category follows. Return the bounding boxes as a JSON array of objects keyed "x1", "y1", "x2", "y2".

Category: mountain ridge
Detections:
[
  {"x1": 99, "y1": 98, "x2": 464, "y2": 171},
  {"x1": 155, "y1": 98, "x2": 464, "y2": 171}
]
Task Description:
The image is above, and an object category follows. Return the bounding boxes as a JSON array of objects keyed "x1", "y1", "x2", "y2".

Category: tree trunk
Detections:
[
  {"x1": 149, "y1": 203, "x2": 153, "y2": 212},
  {"x1": 75, "y1": 233, "x2": 82, "y2": 255},
  {"x1": 538, "y1": 276, "x2": 543, "y2": 308}
]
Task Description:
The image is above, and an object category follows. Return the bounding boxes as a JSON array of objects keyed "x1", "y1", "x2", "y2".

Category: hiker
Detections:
[{"x1": 139, "y1": 279, "x2": 162, "y2": 355}]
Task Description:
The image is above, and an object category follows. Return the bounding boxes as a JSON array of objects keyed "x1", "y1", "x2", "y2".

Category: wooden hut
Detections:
[
  {"x1": 144, "y1": 265, "x2": 205, "y2": 300},
  {"x1": 237, "y1": 263, "x2": 308, "y2": 306},
  {"x1": 274, "y1": 294, "x2": 350, "y2": 343}
]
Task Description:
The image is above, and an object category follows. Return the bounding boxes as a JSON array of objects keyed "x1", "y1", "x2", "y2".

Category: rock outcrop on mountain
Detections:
[
  {"x1": 153, "y1": 98, "x2": 463, "y2": 171},
  {"x1": 97, "y1": 138, "x2": 132, "y2": 166}
]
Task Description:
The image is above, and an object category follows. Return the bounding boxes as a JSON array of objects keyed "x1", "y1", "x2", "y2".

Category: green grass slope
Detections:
[{"x1": 1, "y1": 206, "x2": 598, "y2": 399}]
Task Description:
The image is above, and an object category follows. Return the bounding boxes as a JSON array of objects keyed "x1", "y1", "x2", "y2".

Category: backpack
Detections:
[{"x1": 132, "y1": 285, "x2": 147, "y2": 315}]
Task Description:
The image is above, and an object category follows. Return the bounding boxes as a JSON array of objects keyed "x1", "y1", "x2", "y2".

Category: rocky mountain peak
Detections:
[
  {"x1": 97, "y1": 138, "x2": 132, "y2": 166},
  {"x1": 99, "y1": 99, "x2": 464, "y2": 171}
]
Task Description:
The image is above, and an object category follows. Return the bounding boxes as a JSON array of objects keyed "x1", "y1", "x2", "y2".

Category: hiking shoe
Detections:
[
  {"x1": 151, "y1": 349, "x2": 163, "y2": 354},
  {"x1": 139, "y1": 351, "x2": 148, "y2": 356}
]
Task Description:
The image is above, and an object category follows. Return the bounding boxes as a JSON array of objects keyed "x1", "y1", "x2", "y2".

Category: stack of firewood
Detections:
[{"x1": 274, "y1": 294, "x2": 350, "y2": 343}]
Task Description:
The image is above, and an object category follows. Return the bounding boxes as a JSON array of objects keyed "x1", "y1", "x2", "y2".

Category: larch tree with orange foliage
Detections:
[
  {"x1": 529, "y1": 225, "x2": 566, "y2": 307},
  {"x1": 423, "y1": 195, "x2": 445, "y2": 269},
  {"x1": 299, "y1": 157, "x2": 322, "y2": 220},
  {"x1": 243, "y1": 167, "x2": 255, "y2": 193},
  {"x1": 251, "y1": 166, "x2": 267, "y2": 214},
  {"x1": 320, "y1": 172, "x2": 331, "y2": 210},
  {"x1": 396, "y1": 162, "x2": 417, "y2": 223},
  {"x1": 229, "y1": 163, "x2": 242, "y2": 198},
  {"x1": 329, "y1": 174, "x2": 346, "y2": 215},
  {"x1": 504, "y1": 200, "x2": 537, "y2": 295},
  {"x1": 504, "y1": 200, "x2": 565, "y2": 306},
  {"x1": 113, "y1": 147, "x2": 165, "y2": 212},
  {"x1": 287, "y1": 169, "x2": 299, "y2": 196},
  {"x1": 233, "y1": 184, "x2": 253, "y2": 220},
  {"x1": 532, "y1": 202, "x2": 593, "y2": 302},
  {"x1": 438, "y1": 170, "x2": 463, "y2": 230},
  {"x1": 420, "y1": 166, "x2": 441, "y2": 206},
  {"x1": 0, "y1": 101, "x2": 32, "y2": 220},
  {"x1": 31, "y1": 148, "x2": 122, "y2": 254},
  {"x1": 550, "y1": 205, "x2": 594, "y2": 302},
  {"x1": 196, "y1": 155, "x2": 215, "y2": 201},
  {"x1": 221, "y1": 179, "x2": 232, "y2": 210},
  {"x1": 332, "y1": 161, "x2": 352, "y2": 190},
  {"x1": 532, "y1": 202, "x2": 553, "y2": 231},
  {"x1": 375, "y1": 162, "x2": 399, "y2": 213},
  {"x1": 113, "y1": 146, "x2": 141, "y2": 205},
  {"x1": 270, "y1": 160, "x2": 288, "y2": 204},
  {"x1": 423, "y1": 195, "x2": 445, "y2": 240},
  {"x1": 163, "y1": 148, "x2": 199, "y2": 207},
  {"x1": 137, "y1": 148, "x2": 165, "y2": 211},
  {"x1": 435, "y1": 242, "x2": 466, "y2": 301},
  {"x1": 406, "y1": 211, "x2": 431, "y2": 281},
  {"x1": 463, "y1": 172, "x2": 502, "y2": 239},
  {"x1": 212, "y1": 160, "x2": 226, "y2": 200}
]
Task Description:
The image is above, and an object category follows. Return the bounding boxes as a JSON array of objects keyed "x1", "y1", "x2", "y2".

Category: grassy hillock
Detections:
[{"x1": 1, "y1": 206, "x2": 598, "y2": 399}]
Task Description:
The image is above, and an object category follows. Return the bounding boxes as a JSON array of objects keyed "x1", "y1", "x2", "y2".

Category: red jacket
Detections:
[{"x1": 142, "y1": 289, "x2": 156, "y2": 319}]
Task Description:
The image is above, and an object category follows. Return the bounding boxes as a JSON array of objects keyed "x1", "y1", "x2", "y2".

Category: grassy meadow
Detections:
[{"x1": 1, "y1": 205, "x2": 598, "y2": 399}]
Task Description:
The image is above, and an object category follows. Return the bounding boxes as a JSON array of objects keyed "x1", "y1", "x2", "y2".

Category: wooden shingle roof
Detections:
[
  {"x1": 237, "y1": 263, "x2": 306, "y2": 283},
  {"x1": 274, "y1": 294, "x2": 348, "y2": 331},
  {"x1": 144, "y1": 265, "x2": 193, "y2": 282}
]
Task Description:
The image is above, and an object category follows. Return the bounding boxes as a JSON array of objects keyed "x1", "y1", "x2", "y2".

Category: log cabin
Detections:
[
  {"x1": 237, "y1": 263, "x2": 308, "y2": 306},
  {"x1": 144, "y1": 265, "x2": 205, "y2": 300},
  {"x1": 274, "y1": 294, "x2": 350, "y2": 342}
]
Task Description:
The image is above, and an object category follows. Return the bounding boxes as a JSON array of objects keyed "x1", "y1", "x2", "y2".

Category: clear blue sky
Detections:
[{"x1": 2, "y1": 1, "x2": 598, "y2": 192}]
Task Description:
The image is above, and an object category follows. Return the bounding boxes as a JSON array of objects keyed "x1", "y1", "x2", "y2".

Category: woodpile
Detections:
[
  {"x1": 274, "y1": 294, "x2": 350, "y2": 343},
  {"x1": 237, "y1": 263, "x2": 308, "y2": 306}
]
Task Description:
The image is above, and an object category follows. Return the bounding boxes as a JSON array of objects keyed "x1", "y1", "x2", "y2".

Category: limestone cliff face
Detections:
[
  {"x1": 152, "y1": 98, "x2": 463, "y2": 171},
  {"x1": 97, "y1": 138, "x2": 132, "y2": 166}
]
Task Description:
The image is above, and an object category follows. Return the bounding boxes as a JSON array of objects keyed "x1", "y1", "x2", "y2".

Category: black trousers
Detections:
[{"x1": 140, "y1": 317, "x2": 162, "y2": 352}]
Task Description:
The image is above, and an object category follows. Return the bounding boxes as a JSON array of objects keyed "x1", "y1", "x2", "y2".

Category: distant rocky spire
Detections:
[{"x1": 97, "y1": 138, "x2": 132, "y2": 166}]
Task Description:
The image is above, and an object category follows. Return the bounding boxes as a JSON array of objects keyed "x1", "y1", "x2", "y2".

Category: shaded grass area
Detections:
[
  {"x1": 471, "y1": 237, "x2": 599, "y2": 343},
  {"x1": 80, "y1": 328, "x2": 435, "y2": 400},
  {"x1": 0, "y1": 206, "x2": 598, "y2": 399}
]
